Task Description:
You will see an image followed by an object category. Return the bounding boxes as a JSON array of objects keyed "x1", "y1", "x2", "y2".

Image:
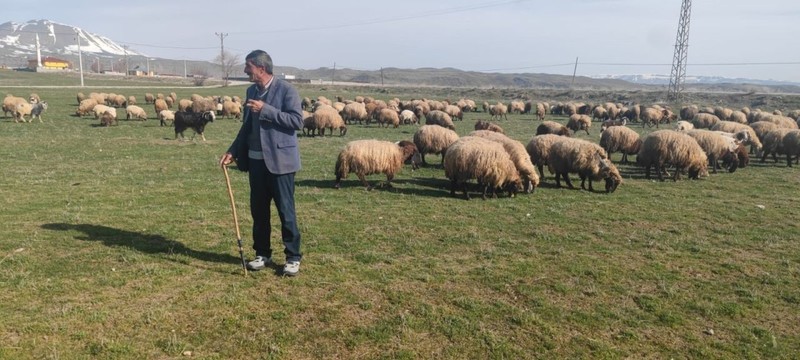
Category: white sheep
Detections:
[
  {"x1": 547, "y1": 137, "x2": 622, "y2": 193},
  {"x1": 413, "y1": 125, "x2": 460, "y2": 166},
  {"x1": 399, "y1": 109, "x2": 418, "y2": 125},
  {"x1": 637, "y1": 130, "x2": 708, "y2": 181},
  {"x1": 334, "y1": 140, "x2": 418, "y2": 190},
  {"x1": 469, "y1": 130, "x2": 540, "y2": 193},
  {"x1": 685, "y1": 129, "x2": 740, "y2": 173},
  {"x1": 567, "y1": 114, "x2": 592, "y2": 135},
  {"x1": 443, "y1": 136, "x2": 522, "y2": 200},
  {"x1": 126, "y1": 105, "x2": 147, "y2": 121},
  {"x1": 425, "y1": 110, "x2": 456, "y2": 130},
  {"x1": 599, "y1": 126, "x2": 641, "y2": 164},
  {"x1": 536, "y1": 121, "x2": 571, "y2": 136},
  {"x1": 159, "y1": 110, "x2": 175, "y2": 126}
]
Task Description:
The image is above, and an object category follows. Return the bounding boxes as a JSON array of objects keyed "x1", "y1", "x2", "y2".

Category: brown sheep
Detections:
[
  {"x1": 547, "y1": 137, "x2": 622, "y2": 193},
  {"x1": 599, "y1": 126, "x2": 641, "y2": 164},
  {"x1": 444, "y1": 136, "x2": 522, "y2": 200},
  {"x1": 474, "y1": 120, "x2": 504, "y2": 134},
  {"x1": 637, "y1": 130, "x2": 708, "y2": 181},
  {"x1": 334, "y1": 140, "x2": 418, "y2": 190},
  {"x1": 536, "y1": 121, "x2": 571, "y2": 136}
]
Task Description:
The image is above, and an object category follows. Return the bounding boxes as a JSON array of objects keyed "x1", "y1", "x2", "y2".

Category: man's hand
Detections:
[
  {"x1": 246, "y1": 99, "x2": 264, "y2": 113},
  {"x1": 219, "y1": 153, "x2": 234, "y2": 168}
]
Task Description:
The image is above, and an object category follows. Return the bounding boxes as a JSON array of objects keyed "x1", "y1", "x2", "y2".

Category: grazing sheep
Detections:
[
  {"x1": 730, "y1": 110, "x2": 747, "y2": 124},
  {"x1": 637, "y1": 130, "x2": 708, "y2": 181},
  {"x1": 174, "y1": 111, "x2": 215, "y2": 141},
  {"x1": 3, "y1": 95, "x2": 27, "y2": 118},
  {"x1": 714, "y1": 107, "x2": 733, "y2": 121},
  {"x1": 190, "y1": 98, "x2": 215, "y2": 113},
  {"x1": 144, "y1": 93, "x2": 155, "y2": 104},
  {"x1": 641, "y1": 107, "x2": 665, "y2": 128},
  {"x1": 312, "y1": 105, "x2": 347, "y2": 136},
  {"x1": 444, "y1": 136, "x2": 522, "y2": 200},
  {"x1": 692, "y1": 113, "x2": 721, "y2": 129},
  {"x1": 600, "y1": 117, "x2": 627, "y2": 132},
  {"x1": 600, "y1": 126, "x2": 641, "y2": 164},
  {"x1": 469, "y1": 130, "x2": 540, "y2": 193},
  {"x1": 399, "y1": 109, "x2": 418, "y2": 124},
  {"x1": 413, "y1": 125, "x2": 460, "y2": 166},
  {"x1": 508, "y1": 101, "x2": 525, "y2": 114},
  {"x1": 685, "y1": 130, "x2": 740, "y2": 173},
  {"x1": 425, "y1": 110, "x2": 456, "y2": 130},
  {"x1": 764, "y1": 115, "x2": 799, "y2": 129},
  {"x1": 334, "y1": 139, "x2": 419, "y2": 190},
  {"x1": 781, "y1": 130, "x2": 800, "y2": 166},
  {"x1": 526, "y1": 134, "x2": 569, "y2": 178},
  {"x1": 674, "y1": 120, "x2": 694, "y2": 132},
  {"x1": 547, "y1": 137, "x2": 622, "y2": 193},
  {"x1": 535, "y1": 103, "x2": 546, "y2": 121},
  {"x1": 680, "y1": 105, "x2": 699, "y2": 120},
  {"x1": 29, "y1": 93, "x2": 40, "y2": 104},
  {"x1": 341, "y1": 102, "x2": 369, "y2": 125},
  {"x1": 100, "y1": 110, "x2": 117, "y2": 127},
  {"x1": 592, "y1": 106, "x2": 609, "y2": 122},
  {"x1": 710, "y1": 121, "x2": 762, "y2": 152},
  {"x1": 12, "y1": 102, "x2": 33, "y2": 123},
  {"x1": 154, "y1": 99, "x2": 168, "y2": 117},
  {"x1": 92, "y1": 105, "x2": 116, "y2": 120},
  {"x1": 178, "y1": 99, "x2": 193, "y2": 112},
  {"x1": 124, "y1": 105, "x2": 147, "y2": 121},
  {"x1": 536, "y1": 121, "x2": 571, "y2": 136},
  {"x1": 76, "y1": 92, "x2": 86, "y2": 105},
  {"x1": 760, "y1": 128, "x2": 794, "y2": 163},
  {"x1": 489, "y1": 102, "x2": 508, "y2": 120},
  {"x1": 474, "y1": 120, "x2": 504, "y2": 133},
  {"x1": 301, "y1": 111, "x2": 316, "y2": 136},
  {"x1": 749, "y1": 121, "x2": 779, "y2": 145},
  {"x1": 567, "y1": 114, "x2": 592, "y2": 135},
  {"x1": 158, "y1": 110, "x2": 175, "y2": 126},
  {"x1": 444, "y1": 104, "x2": 463, "y2": 121},
  {"x1": 222, "y1": 100, "x2": 242, "y2": 119},
  {"x1": 376, "y1": 108, "x2": 400, "y2": 128},
  {"x1": 76, "y1": 99, "x2": 98, "y2": 117},
  {"x1": 722, "y1": 143, "x2": 749, "y2": 169}
]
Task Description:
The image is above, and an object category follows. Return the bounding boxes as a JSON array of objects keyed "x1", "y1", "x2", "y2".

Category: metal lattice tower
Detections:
[{"x1": 668, "y1": 0, "x2": 692, "y2": 101}]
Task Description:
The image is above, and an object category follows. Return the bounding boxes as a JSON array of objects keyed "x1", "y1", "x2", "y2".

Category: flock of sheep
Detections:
[
  {"x1": 5, "y1": 91, "x2": 800, "y2": 199},
  {"x1": 320, "y1": 96, "x2": 800, "y2": 199}
]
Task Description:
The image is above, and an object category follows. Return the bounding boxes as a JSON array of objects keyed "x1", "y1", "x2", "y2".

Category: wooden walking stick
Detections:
[{"x1": 222, "y1": 165, "x2": 248, "y2": 276}]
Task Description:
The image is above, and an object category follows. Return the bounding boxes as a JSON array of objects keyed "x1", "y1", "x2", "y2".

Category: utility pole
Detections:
[
  {"x1": 331, "y1": 62, "x2": 336, "y2": 85},
  {"x1": 380, "y1": 67, "x2": 384, "y2": 86},
  {"x1": 123, "y1": 45, "x2": 129, "y2": 76},
  {"x1": 571, "y1": 57, "x2": 579, "y2": 88},
  {"x1": 215, "y1": 32, "x2": 228, "y2": 85},
  {"x1": 184, "y1": 60, "x2": 187, "y2": 78},
  {"x1": 75, "y1": 30, "x2": 84, "y2": 87},
  {"x1": 668, "y1": 0, "x2": 692, "y2": 102}
]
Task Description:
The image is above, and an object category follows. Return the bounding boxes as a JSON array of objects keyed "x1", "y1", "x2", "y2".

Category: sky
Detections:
[{"x1": 6, "y1": 0, "x2": 800, "y2": 82}]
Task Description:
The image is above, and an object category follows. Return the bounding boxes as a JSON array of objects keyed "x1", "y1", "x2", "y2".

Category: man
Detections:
[{"x1": 219, "y1": 50, "x2": 304, "y2": 276}]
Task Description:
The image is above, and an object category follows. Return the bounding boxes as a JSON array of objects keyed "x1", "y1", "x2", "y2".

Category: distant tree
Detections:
[
  {"x1": 213, "y1": 51, "x2": 241, "y2": 87},
  {"x1": 191, "y1": 68, "x2": 209, "y2": 86}
]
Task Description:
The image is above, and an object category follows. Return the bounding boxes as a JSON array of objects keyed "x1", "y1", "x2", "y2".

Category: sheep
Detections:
[
  {"x1": 158, "y1": 110, "x2": 175, "y2": 126},
  {"x1": 92, "y1": 105, "x2": 116, "y2": 120},
  {"x1": 781, "y1": 130, "x2": 800, "y2": 167},
  {"x1": 29, "y1": 93, "x2": 40, "y2": 104},
  {"x1": 474, "y1": 120, "x2": 504, "y2": 133},
  {"x1": 341, "y1": 102, "x2": 369, "y2": 124},
  {"x1": 714, "y1": 107, "x2": 733, "y2": 121},
  {"x1": 637, "y1": 130, "x2": 708, "y2": 181},
  {"x1": 508, "y1": 101, "x2": 525, "y2": 114},
  {"x1": 164, "y1": 96, "x2": 174, "y2": 109},
  {"x1": 674, "y1": 120, "x2": 694, "y2": 132},
  {"x1": 749, "y1": 121, "x2": 779, "y2": 145},
  {"x1": 489, "y1": 102, "x2": 508, "y2": 120},
  {"x1": 526, "y1": 134, "x2": 569, "y2": 178},
  {"x1": 760, "y1": 128, "x2": 794, "y2": 163},
  {"x1": 76, "y1": 92, "x2": 86, "y2": 105},
  {"x1": 312, "y1": 105, "x2": 347, "y2": 136},
  {"x1": 127, "y1": 95, "x2": 136, "y2": 106},
  {"x1": 469, "y1": 130, "x2": 540, "y2": 193},
  {"x1": 482, "y1": 101, "x2": 489, "y2": 113},
  {"x1": 334, "y1": 139, "x2": 419, "y2": 190},
  {"x1": 109, "y1": 94, "x2": 127, "y2": 108},
  {"x1": 567, "y1": 114, "x2": 592, "y2": 135},
  {"x1": 154, "y1": 99, "x2": 168, "y2": 117},
  {"x1": 692, "y1": 113, "x2": 720, "y2": 129},
  {"x1": 144, "y1": 93, "x2": 155, "y2": 104},
  {"x1": 301, "y1": 111, "x2": 316, "y2": 136},
  {"x1": 3, "y1": 95, "x2": 27, "y2": 118},
  {"x1": 99, "y1": 110, "x2": 117, "y2": 127},
  {"x1": 443, "y1": 136, "x2": 522, "y2": 200},
  {"x1": 413, "y1": 125, "x2": 460, "y2": 166},
  {"x1": 599, "y1": 126, "x2": 641, "y2": 164},
  {"x1": 730, "y1": 110, "x2": 747, "y2": 124},
  {"x1": 680, "y1": 105, "x2": 699, "y2": 120},
  {"x1": 190, "y1": 98, "x2": 215, "y2": 113},
  {"x1": 399, "y1": 109, "x2": 418, "y2": 124},
  {"x1": 178, "y1": 99, "x2": 192, "y2": 112},
  {"x1": 764, "y1": 115, "x2": 798, "y2": 129},
  {"x1": 710, "y1": 121, "x2": 762, "y2": 152},
  {"x1": 174, "y1": 110, "x2": 215, "y2": 141},
  {"x1": 601, "y1": 117, "x2": 627, "y2": 132},
  {"x1": 641, "y1": 107, "x2": 665, "y2": 128},
  {"x1": 536, "y1": 121, "x2": 571, "y2": 136},
  {"x1": 222, "y1": 100, "x2": 242, "y2": 119},
  {"x1": 547, "y1": 137, "x2": 622, "y2": 193},
  {"x1": 592, "y1": 106, "x2": 609, "y2": 122},
  {"x1": 12, "y1": 102, "x2": 33, "y2": 123},
  {"x1": 721, "y1": 143, "x2": 749, "y2": 169},
  {"x1": 76, "y1": 98, "x2": 98, "y2": 117},
  {"x1": 535, "y1": 103, "x2": 546, "y2": 121},
  {"x1": 425, "y1": 110, "x2": 456, "y2": 130},
  {"x1": 126, "y1": 105, "x2": 148, "y2": 121},
  {"x1": 376, "y1": 108, "x2": 400, "y2": 128},
  {"x1": 685, "y1": 130, "x2": 740, "y2": 173},
  {"x1": 444, "y1": 104, "x2": 463, "y2": 121}
]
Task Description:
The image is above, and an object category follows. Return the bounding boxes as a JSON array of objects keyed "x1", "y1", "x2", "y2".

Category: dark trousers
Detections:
[{"x1": 248, "y1": 158, "x2": 302, "y2": 262}]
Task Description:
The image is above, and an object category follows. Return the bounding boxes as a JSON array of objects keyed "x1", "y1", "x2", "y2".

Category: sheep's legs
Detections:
[
  {"x1": 560, "y1": 173, "x2": 574, "y2": 189},
  {"x1": 357, "y1": 174, "x2": 372, "y2": 190}
]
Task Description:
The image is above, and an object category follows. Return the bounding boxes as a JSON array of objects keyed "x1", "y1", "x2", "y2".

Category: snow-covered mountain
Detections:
[
  {"x1": 591, "y1": 73, "x2": 800, "y2": 87},
  {"x1": 0, "y1": 19, "x2": 142, "y2": 62}
]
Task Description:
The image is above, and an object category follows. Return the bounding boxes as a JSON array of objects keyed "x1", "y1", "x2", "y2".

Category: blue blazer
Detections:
[{"x1": 227, "y1": 78, "x2": 303, "y2": 174}]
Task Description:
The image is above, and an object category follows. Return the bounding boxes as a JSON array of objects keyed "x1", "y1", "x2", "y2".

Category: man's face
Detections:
[{"x1": 244, "y1": 61, "x2": 264, "y2": 82}]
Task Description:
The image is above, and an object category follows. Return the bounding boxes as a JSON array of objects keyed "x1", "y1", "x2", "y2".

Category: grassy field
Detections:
[{"x1": 1, "y1": 79, "x2": 800, "y2": 359}]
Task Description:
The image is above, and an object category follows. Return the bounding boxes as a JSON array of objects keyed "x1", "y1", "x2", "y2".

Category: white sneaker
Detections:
[
  {"x1": 246, "y1": 256, "x2": 272, "y2": 271},
  {"x1": 283, "y1": 261, "x2": 300, "y2": 276}
]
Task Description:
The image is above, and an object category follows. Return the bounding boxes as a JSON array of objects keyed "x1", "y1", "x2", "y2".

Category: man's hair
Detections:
[{"x1": 246, "y1": 50, "x2": 273, "y2": 75}]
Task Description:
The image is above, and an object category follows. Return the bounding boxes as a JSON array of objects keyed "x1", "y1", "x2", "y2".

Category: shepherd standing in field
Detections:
[{"x1": 219, "y1": 50, "x2": 304, "y2": 276}]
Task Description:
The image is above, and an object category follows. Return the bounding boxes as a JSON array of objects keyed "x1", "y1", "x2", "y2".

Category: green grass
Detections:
[{"x1": 1, "y1": 78, "x2": 800, "y2": 359}]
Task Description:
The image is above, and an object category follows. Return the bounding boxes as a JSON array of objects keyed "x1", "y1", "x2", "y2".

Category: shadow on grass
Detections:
[{"x1": 41, "y1": 223, "x2": 242, "y2": 266}]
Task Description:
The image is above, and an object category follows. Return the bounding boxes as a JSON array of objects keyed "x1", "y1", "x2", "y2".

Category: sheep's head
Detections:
[
  {"x1": 722, "y1": 150, "x2": 739, "y2": 173},
  {"x1": 599, "y1": 158, "x2": 622, "y2": 193},
  {"x1": 397, "y1": 140, "x2": 420, "y2": 170}
]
